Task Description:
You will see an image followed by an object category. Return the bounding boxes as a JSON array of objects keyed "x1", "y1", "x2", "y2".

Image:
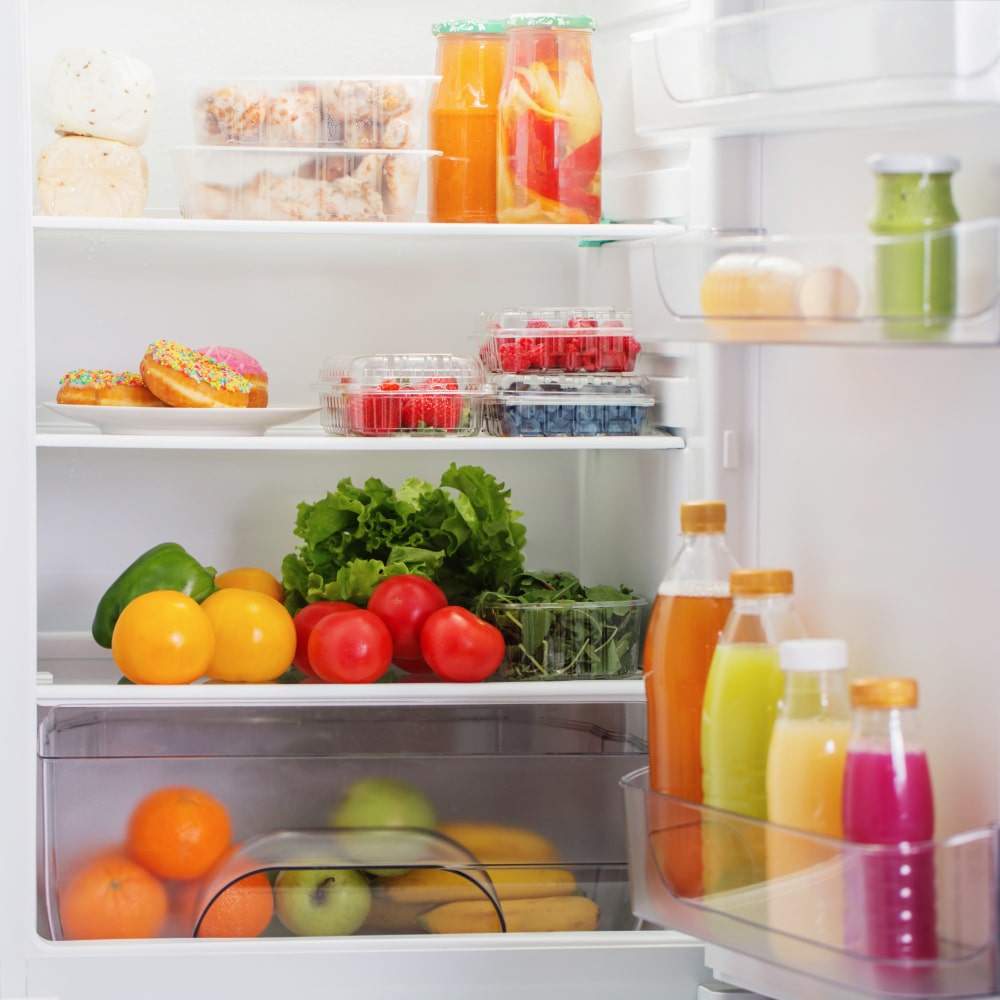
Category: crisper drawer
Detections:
[{"x1": 39, "y1": 702, "x2": 647, "y2": 944}]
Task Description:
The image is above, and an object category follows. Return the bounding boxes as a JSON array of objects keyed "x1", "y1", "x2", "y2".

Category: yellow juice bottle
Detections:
[{"x1": 700, "y1": 569, "x2": 804, "y2": 895}]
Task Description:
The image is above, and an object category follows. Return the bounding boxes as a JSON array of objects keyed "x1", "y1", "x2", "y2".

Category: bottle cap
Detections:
[
  {"x1": 432, "y1": 19, "x2": 506, "y2": 34},
  {"x1": 680, "y1": 500, "x2": 726, "y2": 534},
  {"x1": 779, "y1": 638, "x2": 847, "y2": 673},
  {"x1": 867, "y1": 153, "x2": 960, "y2": 176},
  {"x1": 505, "y1": 14, "x2": 597, "y2": 31},
  {"x1": 850, "y1": 676, "x2": 919, "y2": 709},
  {"x1": 730, "y1": 568, "x2": 793, "y2": 597}
]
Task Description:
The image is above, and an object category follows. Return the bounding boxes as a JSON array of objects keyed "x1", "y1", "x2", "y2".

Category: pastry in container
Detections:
[
  {"x1": 191, "y1": 77, "x2": 437, "y2": 149},
  {"x1": 316, "y1": 354, "x2": 489, "y2": 437},
  {"x1": 484, "y1": 373, "x2": 654, "y2": 438},
  {"x1": 173, "y1": 147, "x2": 436, "y2": 222},
  {"x1": 479, "y1": 306, "x2": 640, "y2": 374}
]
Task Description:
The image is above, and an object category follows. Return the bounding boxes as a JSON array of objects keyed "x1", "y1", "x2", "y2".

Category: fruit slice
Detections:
[{"x1": 417, "y1": 894, "x2": 600, "y2": 934}]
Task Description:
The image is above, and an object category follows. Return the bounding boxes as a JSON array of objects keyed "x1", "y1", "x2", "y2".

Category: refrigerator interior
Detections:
[{"x1": 5, "y1": 0, "x2": 1000, "y2": 997}]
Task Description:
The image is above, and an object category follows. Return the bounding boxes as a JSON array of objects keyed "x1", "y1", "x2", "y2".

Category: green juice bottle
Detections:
[
  {"x1": 868, "y1": 153, "x2": 960, "y2": 339},
  {"x1": 700, "y1": 568, "x2": 806, "y2": 894}
]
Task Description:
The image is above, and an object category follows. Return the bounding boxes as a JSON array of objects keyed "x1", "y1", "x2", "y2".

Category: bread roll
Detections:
[{"x1": 37, "y1": 136, "x2": 148, "y2": 217}]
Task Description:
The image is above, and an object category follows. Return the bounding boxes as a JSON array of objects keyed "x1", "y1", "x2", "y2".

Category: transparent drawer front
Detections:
[
  {"x1": 625, "y1": 220, "x2": 1000, "y2": 345},
  {"x1": 631, "y1": 0, "x2": 1000, "y2": 136},
  {"x1": 621, "y1": 767, "x2": 999, "y2": 1000},
  {"x1": 39, "y1": 704, "x2": 644, "y2": 942}
]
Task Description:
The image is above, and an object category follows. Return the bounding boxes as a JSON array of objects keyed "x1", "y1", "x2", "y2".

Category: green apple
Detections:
[
  {"x1": 273, "y1": 867, "x2": 372, "y2": 937},
  {"x1": 329, "y1": 776, "x2": 437, "y2": 830}
]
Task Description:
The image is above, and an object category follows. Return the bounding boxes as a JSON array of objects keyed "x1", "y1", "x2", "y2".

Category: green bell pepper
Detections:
[{"x1": 91, "y1": 542, "x2": 218, "y2": 648}]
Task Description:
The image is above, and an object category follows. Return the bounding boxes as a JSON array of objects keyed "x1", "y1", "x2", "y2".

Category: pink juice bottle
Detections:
[{"x1": 842, "y1": 676, "x2": 937, "y2": 963}]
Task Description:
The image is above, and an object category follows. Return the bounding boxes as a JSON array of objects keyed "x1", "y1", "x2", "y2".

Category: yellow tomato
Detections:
[
  {"x1": 200, "y1": 588, "x2": 296, "y2": 683},
  {"x1": 111, "y1": 590, "x2": 215, "y2": 685},
  {"x1": 214, "y1": 566, "x2": 284, "y2": 604}
]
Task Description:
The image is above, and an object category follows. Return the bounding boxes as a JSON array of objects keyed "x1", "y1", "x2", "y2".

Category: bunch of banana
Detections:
[{"x1": 418, "y1": 895, "x2": 600, "y2": 934}]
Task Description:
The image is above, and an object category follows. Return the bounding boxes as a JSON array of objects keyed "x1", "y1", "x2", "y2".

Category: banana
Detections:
[
  {"x1": 417, "y1": 894, "x2": 601, "y2": 934},
  {"x1": 376, "y1": 865, "x2": 578, "y2": 905},
  {"x1": 436, "y1": 821, "x2": 561, "y2": 864}
]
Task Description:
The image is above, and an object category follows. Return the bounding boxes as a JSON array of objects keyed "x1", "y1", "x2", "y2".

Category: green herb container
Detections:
[{"x1": 480, "y1": 596, "x2": 647, "y2": 681}]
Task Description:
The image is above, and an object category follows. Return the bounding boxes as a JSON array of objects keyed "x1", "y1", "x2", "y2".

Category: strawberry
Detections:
[
  {"x1": 402, "y1": 383, "x2": 464, "y2": 430},
  {"x1": 348, "y1": 379, "x2": 403, "y2": 435}
]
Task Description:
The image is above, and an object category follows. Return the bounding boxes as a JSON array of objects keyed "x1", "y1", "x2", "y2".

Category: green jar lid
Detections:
[
  {"x1": 504, "y1": 13, "x2": 597, "y2": 30},
  {"x1": 432, "y1": 19, "x2": 507, "y2": 34}
]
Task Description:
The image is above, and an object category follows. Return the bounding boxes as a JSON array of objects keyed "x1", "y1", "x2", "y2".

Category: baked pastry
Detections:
[
  {"x1": 198, "y1": 86, "x2": 265, "y2": 144},
  {"x1": 140, "y1": 341, "x2": 251, "y2": 408},
  {"x1": 266, "y1": 87, "x2": 322, "y2": 145},
  {"x1": 37, "y1": 135, "x2": 148, "y2": 217},
  {"x1": 57, "y1": 369, "x2": 165, "y2": 406},
  {"x1": 47, "y1": 48, "x2": 155, "y2": 147},
  {"x1": 197, "y1": 346, "x2": 269, "y2": 407}
]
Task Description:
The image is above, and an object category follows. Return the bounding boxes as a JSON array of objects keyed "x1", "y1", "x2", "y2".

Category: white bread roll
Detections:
[
  {"x1": 47, "y1": 48, "x2": 155, "y2": 146},
  {"x1": 37, "y1": 136, "x2": 148, "y2": 217}
]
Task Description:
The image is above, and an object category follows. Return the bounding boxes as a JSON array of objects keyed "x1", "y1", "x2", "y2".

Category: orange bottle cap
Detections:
[
  {"x1": 850, "y1": 676, "x2": 919, "y2": 709},
  {"x1": 730, "y1": 568, "x2": 793, "y2": 596},
  {"x1": 680, "y1": 500, "x2": 726, "y2": 534}
]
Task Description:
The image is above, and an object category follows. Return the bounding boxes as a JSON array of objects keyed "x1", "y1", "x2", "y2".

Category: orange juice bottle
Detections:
[
  {"x1": 643, "y1": 500, "x2": 739, "y2": 898},
  {"x1": 428, "y1": 20, "x2": 506, "y2": 223},
  {"x1": 766, "y1": 638, "x2": 851, "y2": 949}
]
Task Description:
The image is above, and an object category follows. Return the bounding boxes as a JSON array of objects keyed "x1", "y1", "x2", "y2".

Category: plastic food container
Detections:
[
  {"x1": 190, "y1": 77, "x2": 438, "y2": 149},
  {"x1": 480, "y1": 307, "x2": 640, "y2": 373},
  {"x1": 173, "y1": 147, "x2": 437, "y2": 222},
  {"x1": 316, "y1": 353, "x2": 489, "y2": 436},
  {"x1": 479, "y1": 595, "x2": 647, "y2": 680},
  {"x1": 484, "y1": 373, "x2": 654, "y2": 437}
]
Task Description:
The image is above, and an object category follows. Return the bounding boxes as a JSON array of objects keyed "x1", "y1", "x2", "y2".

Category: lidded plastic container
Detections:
[
  {"x1": 316, "y1": 353, "x2": 488, "y2": 436},
  {"x1": 842, "y1": 676, "x2": 937, "y2": 964},
  {"x1": 497, "y1": 14, "x2": 602, "y2": 223},
  {"x1": 480, "y1": 306, "x2": 639, "y2": 373},
  {"x1": 428, "y1": 21, "x2": 507, "y2": 222}
]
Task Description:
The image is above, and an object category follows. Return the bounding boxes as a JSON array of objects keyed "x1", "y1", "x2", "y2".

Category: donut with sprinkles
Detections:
[
  {"x1": 140, "y1": 340, "x2": 252, "y2": 408},
  {"x1": 57, "y1": 369, "x2": 165, "y2": 407}
]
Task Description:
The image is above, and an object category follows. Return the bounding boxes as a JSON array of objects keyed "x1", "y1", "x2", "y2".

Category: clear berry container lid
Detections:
[
  {"x1": 491, "y1": 372, "x2": 650, "y2": 394},
  {"x1": 479, "y1": 306, "x2": 640, "y2": 375},
  {"x1": 315, "y1": 353, "x2": 489, "y2": 438}
]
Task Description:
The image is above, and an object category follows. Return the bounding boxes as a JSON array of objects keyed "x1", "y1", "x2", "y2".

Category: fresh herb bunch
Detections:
[
  {"x1": 472, "y1": 571, "x2": 645, "y2": 681},
  {"x1": 281, "y1": 463, "x2": 526, "y2": 613}
]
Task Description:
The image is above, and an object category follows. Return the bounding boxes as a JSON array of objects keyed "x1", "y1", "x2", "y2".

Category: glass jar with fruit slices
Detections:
[{"x1": 497, "y1": 13, "x2": 602, "y2": 224}]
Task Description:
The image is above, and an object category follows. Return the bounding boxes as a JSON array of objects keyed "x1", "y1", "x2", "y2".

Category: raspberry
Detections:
[{"x1": 568, "y1": 315, "x2": 599, "y2": 329}]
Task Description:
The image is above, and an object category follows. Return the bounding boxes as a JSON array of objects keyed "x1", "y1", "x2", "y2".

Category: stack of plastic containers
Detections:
[
  {"x1": 173, "y1": 76, "x2": 440, "y2": 222},
  {"x1": 478, "y1": 307, "x2": 651, "y2": 437}
]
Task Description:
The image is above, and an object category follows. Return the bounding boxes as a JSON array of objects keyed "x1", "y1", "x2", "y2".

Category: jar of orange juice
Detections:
[
  {"x1": 497, "y1": 13, "x2": 602, "y2": 224},
  {"x1": 428, "y1": 20, "x2": 507, "y2": 223}
]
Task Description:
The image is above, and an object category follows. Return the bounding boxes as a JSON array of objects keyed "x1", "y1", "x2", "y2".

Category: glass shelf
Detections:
[
  {"x1": 631, "y1": 0, "x2": 1000, "y2": 137},
  {"x1": 621, "y1": 767, "x2": 1000, "y2": 1000},
  {"x1": 618, "y1": 219, "x2": 1000, "y2": 345}
]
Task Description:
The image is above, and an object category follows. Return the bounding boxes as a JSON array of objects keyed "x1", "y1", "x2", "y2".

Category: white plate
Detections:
[{"x1": 41, "y1": 402, "x2": 320, "y2": 436}]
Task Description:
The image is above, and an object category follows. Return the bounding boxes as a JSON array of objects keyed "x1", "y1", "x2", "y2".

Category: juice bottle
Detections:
[
  {"x1": 700, "y1": 568, "x2": 805, "y2": 893},
  {"x1": 428, "y1": 20, "x2": 506, "y2": 223},
  {"x1": 868, "y1": 153, "x2": 960, "y2": 339},
  {"x1": 842, "y1": 676, "x2": 937, "y2": 965},
  {"x1": 643, "y1": 500, "x2": 739, "y2": 898},
  {"x1": 766, "y1": 637, "x2": 851, "y2": 949},
  {"x1": 497, "y1": 14, "x2": 602, "y2": 224}
]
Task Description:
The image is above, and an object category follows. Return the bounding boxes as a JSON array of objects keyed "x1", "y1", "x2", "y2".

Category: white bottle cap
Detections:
[
  {"x1": 778, "y1": 638, "x2": 848, "y2": 673},
  {"x1": 867, "y1": 153, "x2": 960, "y2": 175}
]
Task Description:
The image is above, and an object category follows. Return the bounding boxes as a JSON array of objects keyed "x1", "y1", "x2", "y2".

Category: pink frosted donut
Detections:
[{"x1": 197, "y1": 345, "x2": 268, "y2": 408}]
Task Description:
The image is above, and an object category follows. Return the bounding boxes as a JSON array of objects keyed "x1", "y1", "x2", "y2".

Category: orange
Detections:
[
  {"x1": 111, "y1": 590, "x2": 215, "y2": 685},
  {"x1": 127, "y1": 786, "x2": 232, "y2": 881},
  {"x1": 200, "y1": 588, "x2": 297, "y2": 683},
  {"x1": 215, "y1": 566, "x2": 284, "y2": 604},
  {"x1": 196, "y1": 871, "x2": 275, "y2": 938},
  {"x1": 59, "y1": 851, "x2": 169, "y2": 940}
]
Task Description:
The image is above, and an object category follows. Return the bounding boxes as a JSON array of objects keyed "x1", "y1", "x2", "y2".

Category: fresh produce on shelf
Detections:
[
  {"x1": 281, "y1": 463, "x2": 526, "y2": 611},
  {"x1": 366, "y1": 574, "x2": 448, "y2": 663},
  {"x1": 329, "y1": 776, "x2": 438, "y2": 831},
  {"x1": 291, "y1": 600, "x2": 358, "y2": 676},
  {"x1": 194, "y1": 870, "x2": 275, "y2": 939},
  {"x1": 417, "y1": 894, "x2": 600, "y2": 934},
  {"x1": 419, "y1": 605, "x2": 506, "y2": 682},
  {"x1": 306, "y1": 607, "x2": 394, "y2": 684},
  {"x1": 200, "y1": 588, "x2": 297, "y2": 684},
  {"x1": 92, "y1": 541, "x2": 217, "y2": 648},
  {"x1": 435, "y1": 821, "x2": 561, "y2": 865},
  {"x1": 273, "y1": 868, "x2": 372, "y2": 936},
  {"x1": 473, "y1": 571, "x2": 645, "y2": 680},
  {"x1": 375, "y1": 865, "x2": 577, "y2": 905},
  {"x1": 214, "y1": 566, "x2": 284, "y2": 603},
  {"x1": 111, "y1": 590, "x2": 216, "y2": 685}
]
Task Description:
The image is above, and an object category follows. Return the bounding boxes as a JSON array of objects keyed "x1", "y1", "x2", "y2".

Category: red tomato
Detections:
[
  {"x1": 366, "y1": 575, "x2": 448, "y2": 661},
  {"x1": 308, "y1": 608, "x2": 394, "y2": 684},
  {"x1": 419, "y1": 606, "x2": 506, "y2": 683},
  {"x1": 393, "y1": 656, "x2": 435, "y2": 676},
  {"x1": 292, "y1": 601, "x2": 357, "y2": 676}
]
